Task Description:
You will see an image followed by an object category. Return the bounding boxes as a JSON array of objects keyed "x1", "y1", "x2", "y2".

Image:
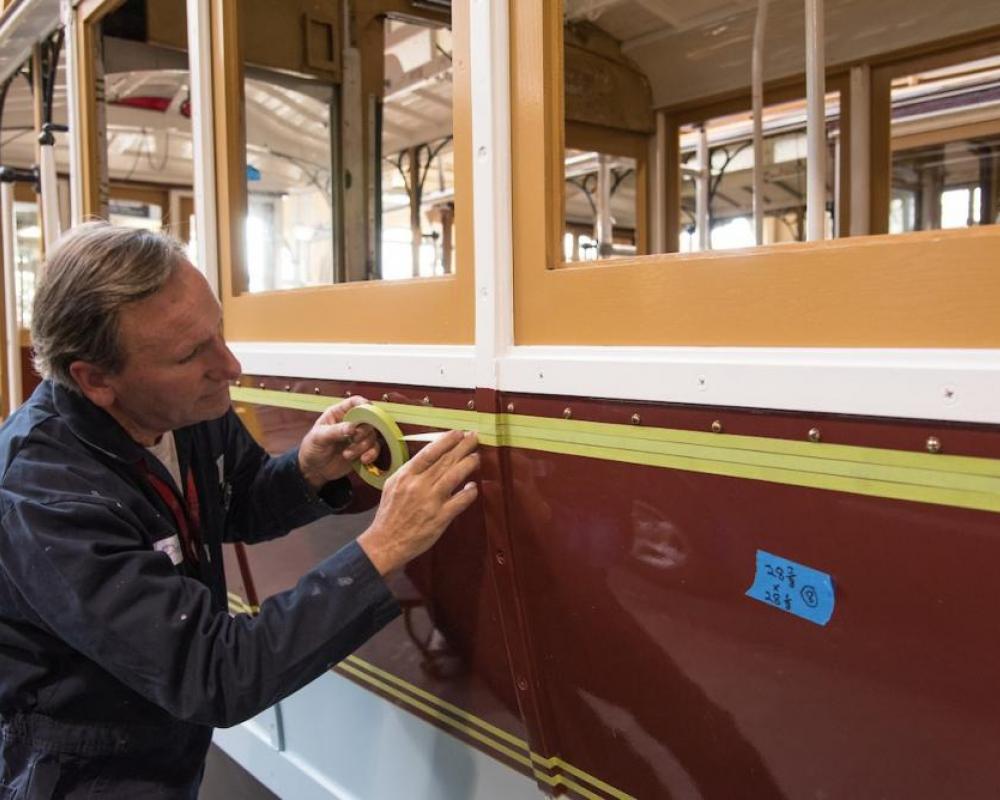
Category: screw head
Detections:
[
  {"x1": 258, "y1": 382, "x2": 266, "y2": 389},
  {"x1": 421, "y1": 396, "x2": 432, "y2": 406},
  {"x1": 467, "y1": 400, "x2": 475, "y2": 411},
  {"x1": 516, "y1": 677, "x2": 529, "y2": 692},
  {"x1": 345, "y1": 390, "x2": 352, "y2": 397},
  {"x1": 631, "y1": 413, "x2": 641, "y2": 425},
  {"x1": 313, "y1": 387, "x2": 321, "y2": 395},
  {"x1": 283, "y1": 384, "x2": 291, "y2": 392},
  {"x1": 926, "y1": 436, "x2": 942, "y2": 454},
  {"x1": 381, "y1": 393, "x2": 389, "y2": 402},
  {"x1": 506, "y1": 403, "x2": 515, "y2": 413},
  {"x1": 711, "y1": 420, "x2": 723, "y2": 434},
  {"x1": 808, "y1": 427, "x2": 821, "y2": 443},
  {"x1": 563, "y1": 408, "x2": 572, "y2": 419},
  {"x1": 235, "y1": 379, "x2": 242, "y2": 387},
  {"x1": 495, "y1": 550, "x2": 505, "y2": 566}
]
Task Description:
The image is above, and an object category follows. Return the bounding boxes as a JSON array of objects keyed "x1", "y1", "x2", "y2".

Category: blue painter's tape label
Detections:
[{"x1": 746, "y1": 550, "x2": 835, "y2": 625}]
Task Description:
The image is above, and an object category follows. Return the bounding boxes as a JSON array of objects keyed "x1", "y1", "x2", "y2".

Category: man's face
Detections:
[{"x1": 103, "y1": 260, "x2": 241, "y2": 442}]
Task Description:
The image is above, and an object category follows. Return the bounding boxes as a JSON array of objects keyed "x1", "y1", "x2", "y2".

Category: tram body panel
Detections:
[{"x1": 228, "y1": 375, "x2": 1000, "y2": 799}]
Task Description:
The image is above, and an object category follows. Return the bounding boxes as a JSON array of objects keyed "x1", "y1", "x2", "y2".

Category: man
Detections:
[{"x1": 0, "y1": 223, "x2": 479, "y2": 798}]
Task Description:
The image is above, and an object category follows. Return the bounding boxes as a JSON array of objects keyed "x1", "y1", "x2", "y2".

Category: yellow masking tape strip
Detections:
[
  {"x1": 339, "y1": 657, "x2": 634, "y2": 800},
  {"x1": 343, "y1": 655, "x2": 527, "y2": 749},
  {"x1": 229, "y1": 387, "x2": 1000, "y2": 513}
]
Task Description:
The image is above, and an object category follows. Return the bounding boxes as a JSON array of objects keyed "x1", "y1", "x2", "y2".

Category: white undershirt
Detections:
[{"x1": 146, "y1": 430, "x2": 183, "y2": 495}]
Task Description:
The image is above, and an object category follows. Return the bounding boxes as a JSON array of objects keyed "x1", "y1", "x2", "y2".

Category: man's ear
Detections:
[{"x1": 68, "y1": 361, "x2": 117, "y2": 409}]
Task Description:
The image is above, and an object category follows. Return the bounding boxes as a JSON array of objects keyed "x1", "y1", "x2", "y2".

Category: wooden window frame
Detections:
[
  {"x1": 209, "y1": 0, "x2": 473, "y2": 344},
  {"x1": 510, "y1": 2, "x2": 1000, "y2": 348}
]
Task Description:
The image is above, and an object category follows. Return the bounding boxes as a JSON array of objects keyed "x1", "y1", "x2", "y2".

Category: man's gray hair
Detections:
[{"x1": 31, "y1": 222, "x2": 187, "y2": 390}]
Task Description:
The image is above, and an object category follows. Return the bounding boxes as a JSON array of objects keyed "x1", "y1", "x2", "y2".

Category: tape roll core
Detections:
[{"x1": 343, "y1": 404, "x2": 409, "y2": 490}]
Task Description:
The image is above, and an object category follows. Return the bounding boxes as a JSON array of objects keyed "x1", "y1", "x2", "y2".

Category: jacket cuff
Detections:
[{"x1": 318, "y1": 476, "x2": 354, "y2": 513}]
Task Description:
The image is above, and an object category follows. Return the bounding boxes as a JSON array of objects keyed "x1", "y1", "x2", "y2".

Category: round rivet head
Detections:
[
  {"x1": 382, "y1": 393, "x2": 390, "y2": 402},
  {"x1": 711, "y1": 420, "x2": 723, "y2": 434},
  {"x1": 495, "y1": 550, "x2": 505, "y2": 566},
  {"x1": 313, "y1": 387, "x2": 321, "y2": 395},
  {"x1": 631, "y1": 413, "x2": 641, "y2": 425},
  {"x1": 516, "y1": 677, "x2": 529, "y2": 692},
  {"x1": 563, "y1": 408, "x2": 572, "y2": 419},
  {"x1": 506, "y1": 402, "x2": 515, "y2": 413},
  {"x1": 926, "y1": 436, "x2": 942, "y2": 454},
  {"x1": 235, "y1": 379, "x2": 242, "y2": 387},
  {"x1": 808, "y1": 427, "x2": 821, "y2": 443},
  {"x1": 345, "y1": 390, "x2": 352, "y2": 397},
  {"x1": 467, "y1": 400, "x2": 475, "y2": 411},
  {"x1": 257, "y1": 382, "x2": 266, "y2": 389},
  {"x1": 422, "y1": 396, "x2": 432, "y2": 406},
  {"x1": 283, "y1": 384, "x2": 291, "y2": 392}
]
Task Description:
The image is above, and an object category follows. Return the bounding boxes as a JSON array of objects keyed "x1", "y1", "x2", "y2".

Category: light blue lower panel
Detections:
[{"x1": 213, "y1": 670, "x2": 542, "y2": 800}]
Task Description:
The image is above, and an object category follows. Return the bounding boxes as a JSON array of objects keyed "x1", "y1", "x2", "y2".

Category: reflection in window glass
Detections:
[
  {"x1": 890, "y1": 56, "x2": 1000, "y2": 234},
  {"x1": 13, "y1": 204, "x2": 41, "y2": 330},
  {"x1": 379, "y1": 20, "x2": 455, "y2": 281},
  {"x1": 243, "y1": 74, "x2": 336, "y2": 292}
]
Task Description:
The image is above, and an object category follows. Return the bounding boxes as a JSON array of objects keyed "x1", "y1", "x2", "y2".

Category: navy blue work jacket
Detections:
[{"x1": 0, "y1": 381, "x2": 399, "y2": 798}]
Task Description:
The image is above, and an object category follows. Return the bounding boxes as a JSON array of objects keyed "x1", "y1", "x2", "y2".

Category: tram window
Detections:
[
  {"x1": 889, "y1": 56, "x2": 1000, "y2": 233},
  {"x1": 94, "y1": 0, "x2": 196, "y2": 244},
  {"x1": 559, "y1": 19, "x2": 649, "y2": 264},
  {"x1": 564, "y1": 148, "x2": 639, "y2": 262},
  {"x1": 379, "y1": 19, "x2": 455, "y2": 280},
  {"x1": 13, "y1": 202, "x2": 41, "y2": 330},
  {"x1": 679, "y1": 95, "x2": 839, "y2": 252},
  {"x1": 241, "y1": 71, "x2": 336, "y2": 292}
]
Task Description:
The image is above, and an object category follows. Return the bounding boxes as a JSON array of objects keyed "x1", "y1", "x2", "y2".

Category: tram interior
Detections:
[{"x1": 0, "y1": 0, "x2": 997, "y2": 319}]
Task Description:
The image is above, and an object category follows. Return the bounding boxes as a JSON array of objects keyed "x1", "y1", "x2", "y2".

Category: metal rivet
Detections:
[
  {"x1": 313, "y1": 387, "x2": 321, "y2": 395},
  {"x1": 422, "y1": 396, "x2": 432, "y2": 406},
  {"x1": 235, "y1": 379, "x2": 241, "y2": 387},
  {"x1": 711, "y1": 420, "x2": 723, "y2": 434},
  {"x1": 467, "y1": 400, "x2": 475, "y2": 411},
  {"x1": 506, "y1": 403, "x2": 515, "y2": 413},
  {"x1": 382, "y1": 393, "x2": 390, "y2": 402},
  {"x1": 808, "y1": 427, "x2": 821, "y2": 443},
  {"x1": 258, "y1": 382, "x2": 266, "y2": 389},
  {"x1": 926, "y1": 436, "x2": 942, "y2": 454},
  {"x1": 631, "y1": 413, "x2": 641, "y2": 425},
  {"x1": 345, "y1": 390, "x2": 352, "y2": 397},
  {"x1": 516, "y1": 677, "x2": 528, "y2": 692},
  {"x1": 495, "y1": 550, "x2": 505, "y2": 566},
  {"x1": 563, "y1": 408, "x2": 572, "y2": 419},
  {"x1": 283, "y1": 384, "x2": 291, "y2": 392}
]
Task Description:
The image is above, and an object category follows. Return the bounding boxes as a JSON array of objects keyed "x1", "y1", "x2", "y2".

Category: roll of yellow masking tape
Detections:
[{"x1": 343, "y1": 403, "x2": 409, "y2": 490}]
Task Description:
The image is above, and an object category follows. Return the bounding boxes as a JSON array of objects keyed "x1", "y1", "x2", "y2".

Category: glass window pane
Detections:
[{"x1": 890, "y1": 55, "x2": 1000, "y2": 233}]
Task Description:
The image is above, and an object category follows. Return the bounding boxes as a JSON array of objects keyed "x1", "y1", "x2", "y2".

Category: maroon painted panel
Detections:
[
  {"x1": 232, "y1": 375, "x2": 1000, "y2": 799},
  {"x1": 501, "y1": 408, "x2": 1000, "y2": 798}
]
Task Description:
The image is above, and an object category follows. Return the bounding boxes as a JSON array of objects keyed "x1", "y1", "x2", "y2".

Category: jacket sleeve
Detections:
[
  {"x1": 220, "y1": 409, "x2": 354, "y2": 544},
  {"x1": 0, "y1": 496, "x2": 399, "y2": 728}
]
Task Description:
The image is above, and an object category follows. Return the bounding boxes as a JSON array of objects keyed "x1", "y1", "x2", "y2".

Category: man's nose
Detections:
[{"x1": 207, "y1": 339, "x2": 242, "y2": 381}]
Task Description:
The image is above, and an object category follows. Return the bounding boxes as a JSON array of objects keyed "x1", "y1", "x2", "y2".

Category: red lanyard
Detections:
[{"x1": 139, "y1": 461, "x2": 203, "y2": 565}]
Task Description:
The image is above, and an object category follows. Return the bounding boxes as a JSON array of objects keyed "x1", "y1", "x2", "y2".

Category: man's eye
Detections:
[{"x1": 178, "y1": 348, "x2": 199, "y2": 364}]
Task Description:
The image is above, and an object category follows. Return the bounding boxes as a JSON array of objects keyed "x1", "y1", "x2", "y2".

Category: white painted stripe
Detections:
[
  {"x1": 228, "y1": 342, "x2": 477, "y2": 389},
  {"x1": 227, "y1": 342, "x2": 1000, "y2": 424},
  {"x1": 186, "y1": 0, "x2": 220, "y2": 296},
  {"x1": 501, "y1": 346, "x2": 1000, "y2": 424},
  {"x1": 471, "y1": 0, "x2": 513, "y2": 389}
]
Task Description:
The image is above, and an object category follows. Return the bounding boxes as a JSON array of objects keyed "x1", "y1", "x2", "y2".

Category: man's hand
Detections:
[
  {"x1": 298, "y1": 396, "x2": 380, "y2": 491},
  {"x1": 358, "y1": 430, "x2": 479, "y2": 575}
]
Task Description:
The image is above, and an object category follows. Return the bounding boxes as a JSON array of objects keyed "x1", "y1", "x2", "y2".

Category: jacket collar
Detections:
[{"x1": 49, "y1": 379, "x2": 149, "y2": 464}]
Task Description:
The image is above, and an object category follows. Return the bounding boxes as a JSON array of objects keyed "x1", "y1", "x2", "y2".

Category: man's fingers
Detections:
[
  {"x1": 314, "y1": 420, "x2": 356, "y2": 446},
  {"x1": 423, "y1": 431, "x2": 479, "y2": 477},
  {"x1": 437, "y1": 452, "x2": 480, "y2": 493},
  {"x1": 407, "y1": 429, "x2": 467, "y2": 474},
  {"x1": 441, "y1": 481, "x2": 479, "y2": 519},
  {"x1": 317, "y1": 395, "x2": 368, "y2": 425}
]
